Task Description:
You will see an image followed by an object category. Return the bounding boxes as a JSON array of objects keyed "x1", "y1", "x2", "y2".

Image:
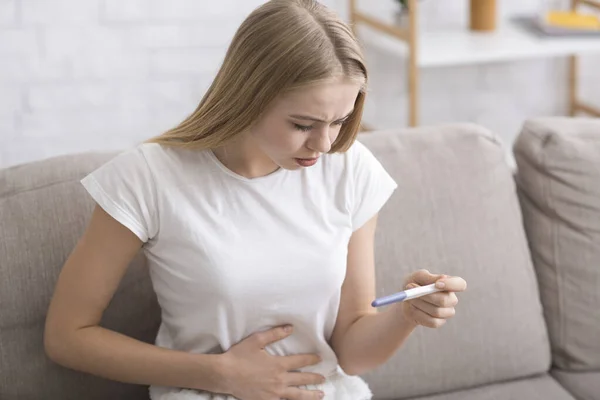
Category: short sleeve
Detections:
[
  {"x1": 80, "y1": 146, "x2": 159, "y2": 243},
  {"x1": 349, "y1": 140, "x2": 398, "y2": 231}
]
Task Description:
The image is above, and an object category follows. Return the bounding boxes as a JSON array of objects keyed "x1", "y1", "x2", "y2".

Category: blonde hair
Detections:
[{"x1": 147, "y1": 0, "x2": 367, "y2": 153}]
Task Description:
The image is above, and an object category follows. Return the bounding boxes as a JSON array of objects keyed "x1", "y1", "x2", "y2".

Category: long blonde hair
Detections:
[{"x1": 147, "y1": 0, "x2": 367, "y2": 153}]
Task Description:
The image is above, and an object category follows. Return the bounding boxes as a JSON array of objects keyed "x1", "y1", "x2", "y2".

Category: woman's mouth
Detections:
[{"x1": 294, "y1": 157, "x2": 319, "y2": 167}]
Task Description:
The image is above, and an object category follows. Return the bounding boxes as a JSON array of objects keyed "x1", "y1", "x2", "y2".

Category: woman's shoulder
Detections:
[
  {"x1": 86, "y1": 142, "x2": 213, "y2": 194},
  {"x1": 112, "y1": 142, "x2": 212, "y2": 173},
  {"x1": 321, "y1": 139, "x2": 373, "y2": 173},
  {"x1": 321, "y1": 138, "x2": 396, "y2": 190}
]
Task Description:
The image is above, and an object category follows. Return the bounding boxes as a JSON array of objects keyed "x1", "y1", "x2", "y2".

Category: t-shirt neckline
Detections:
[{"x1": 206, "y1": 149, "x2": 286, "y2": 183}]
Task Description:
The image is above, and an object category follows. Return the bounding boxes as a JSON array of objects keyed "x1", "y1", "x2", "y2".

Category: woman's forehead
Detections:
[{"x1": 277, "y1": 81, "x2": 360, "y2": 110}]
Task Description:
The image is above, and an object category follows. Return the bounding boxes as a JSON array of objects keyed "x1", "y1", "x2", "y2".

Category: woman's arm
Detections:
[
  {"x1": 44, "y1": 205, "x2": 227, "y2": 392},
  {"x1": 329, "y1": 214, "x2": 466, "y2": 376},
  {"x1": 329, "y1": 215, "x2": 416, "y2": 376}
]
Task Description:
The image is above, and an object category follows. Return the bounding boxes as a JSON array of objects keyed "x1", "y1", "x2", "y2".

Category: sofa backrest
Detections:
[
  {"x1": 358, "y1": 124, "x2": 551, "y2": 399},
  {"x1": 514, "y1": 117, "x2": 600, "y2": 371},
  {"x1": 1, "y1": 123, "x2": 555, "y2": 400},
  {"x1": 0, "y1": 153, "x2": 161, "y2": 400}
]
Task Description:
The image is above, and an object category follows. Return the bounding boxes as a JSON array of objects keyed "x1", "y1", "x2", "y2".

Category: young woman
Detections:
[{"x1": 44, "y1": 1, "x2": 467, "y2": 399}]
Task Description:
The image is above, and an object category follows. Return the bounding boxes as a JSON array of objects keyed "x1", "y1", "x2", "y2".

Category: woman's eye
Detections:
[
  {"x1": 293, "y1": 123, "x2": 313, "y2": 132},
  {"x1": 332, "y1": 119, "x2": 347, "y2": 126}
]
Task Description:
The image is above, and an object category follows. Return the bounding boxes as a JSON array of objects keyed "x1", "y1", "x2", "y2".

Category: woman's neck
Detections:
[{"x1": 211, "y1": 134, "x2": 280, "y2": 179}]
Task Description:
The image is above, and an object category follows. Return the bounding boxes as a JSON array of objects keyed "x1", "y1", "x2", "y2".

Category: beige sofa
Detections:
[{"x1": 1, "y1": 117, "x2": 599, "y2": 400}]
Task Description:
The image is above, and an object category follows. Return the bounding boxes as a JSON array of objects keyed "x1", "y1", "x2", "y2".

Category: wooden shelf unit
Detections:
[
  {"x1": 570, "y1": 0, "x2": 600, "y2": 118},
  {"x1": 349, "y1": 0, "x2": 600, "y2": 127}
]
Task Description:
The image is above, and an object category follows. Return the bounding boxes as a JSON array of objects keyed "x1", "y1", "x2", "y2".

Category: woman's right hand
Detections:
[{"x1": 218, "y1": 325, "x2": 326, "y2": 400}]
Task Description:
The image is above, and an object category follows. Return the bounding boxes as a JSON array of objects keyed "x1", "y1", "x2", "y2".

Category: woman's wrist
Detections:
[
  {"x1": 204, "y1": 352, "x2": 235, "y2": 395},
  {"x1": 392, "y1": 302, "x2": 419, "y2": 330},
  {"x1": 183, "y1": 352, "x2": 233, "y2": 394}
]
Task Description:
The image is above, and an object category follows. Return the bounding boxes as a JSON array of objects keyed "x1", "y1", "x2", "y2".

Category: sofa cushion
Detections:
[
  {"x1": 552, "y1": 370, "x2": 600, "y2": 400},
  {"x1": 513, "y1": 117, "x2": 600, "y2": 371},
  {"x1": 402, "y1": 374, "x2": 576, "y2": 400},
  {"x1": 0, "y1": 153, "x2": 161, "y2": 400},
  {"x1": 358, "y1": 124, "x2": 551, "y2": 399}
]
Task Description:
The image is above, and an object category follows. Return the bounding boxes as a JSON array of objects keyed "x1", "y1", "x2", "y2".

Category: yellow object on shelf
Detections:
[{"x1": 545, "y1": 10, "x2": 600, "y2": 31}]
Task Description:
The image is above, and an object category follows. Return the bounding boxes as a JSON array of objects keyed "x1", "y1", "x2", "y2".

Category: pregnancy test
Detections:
[{"x1": 371, "y1": 283, "x2": 442, "y2": 308}]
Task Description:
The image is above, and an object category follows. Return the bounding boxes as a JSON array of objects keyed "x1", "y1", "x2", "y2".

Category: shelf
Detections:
[
  {"x1": 357, "y1": 17, "x2": 600, "y2": 68},
  {"x1": 576, "y1": 101, "x2": 600, "y2": 116},
  {"x1": 354, "y1": 10, "x2": 409, "y2": 42}
]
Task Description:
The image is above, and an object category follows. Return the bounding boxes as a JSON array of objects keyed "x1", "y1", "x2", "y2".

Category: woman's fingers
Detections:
[
  {"x1": 410, "y1": 297, "x2": 456, "y2": 319},
  {"x1": 407, "y1": 269, "x2": 444, "y2": 286},
  {"x1": 405, "y1": 282, "x2": 460, "y2": 308},
  {"x1": 284, "y1": 386, "x2": 325, "y2": 400},
  {"x1": 402, "y1": 273, "x2": 465, "y2": 329},
  {"x1": 421, "y1": 291, "x2": 459, "y2": 308},
  {"x1": 286, "y1": 372, "x2": 326, "y2": 387},
  {"x1": 406, "y1": 302, "x2": 447, "y2": 328},
  {"x1": 435, "y1": 276, "x2": 467, "y2": 292},
  {"x1": 405, "y1": 272, "x2": 467, "y2": 293}
]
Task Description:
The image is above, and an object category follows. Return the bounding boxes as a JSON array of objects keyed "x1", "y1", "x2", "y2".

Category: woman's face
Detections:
[{"x1": 249, "y1": 79, "x2": 361, "y2": 170}]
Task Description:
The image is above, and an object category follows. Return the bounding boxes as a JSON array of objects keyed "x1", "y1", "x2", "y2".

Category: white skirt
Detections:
[{"x1": 149, "y1": 367, "x2": 373, "y2": 400}]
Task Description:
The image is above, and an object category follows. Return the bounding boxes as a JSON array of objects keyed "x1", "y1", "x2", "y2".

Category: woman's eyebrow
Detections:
[{"x1": 289, "y1": 110, "x2": 354, "y2": 123}]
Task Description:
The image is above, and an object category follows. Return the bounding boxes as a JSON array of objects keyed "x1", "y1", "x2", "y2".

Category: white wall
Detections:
[{"x1": 0, "y1": 0, "x2": 598, "y2": 168}]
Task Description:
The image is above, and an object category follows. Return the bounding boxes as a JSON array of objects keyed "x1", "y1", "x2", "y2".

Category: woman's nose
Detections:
[{"x1": 307, "y1": 127, "x2": 332, "y2": 154}]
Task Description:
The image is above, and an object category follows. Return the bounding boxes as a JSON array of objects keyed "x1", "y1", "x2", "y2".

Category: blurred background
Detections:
[{"x1": 1, "y1": 0, "x2": 599, "y2": 168}]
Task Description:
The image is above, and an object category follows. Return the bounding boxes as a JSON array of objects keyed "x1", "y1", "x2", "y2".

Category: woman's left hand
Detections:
[{"x1": 400, "y1": 269, "x2": 467, "y2": 329}]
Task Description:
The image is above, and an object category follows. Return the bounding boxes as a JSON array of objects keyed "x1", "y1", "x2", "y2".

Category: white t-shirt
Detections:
[{"x1": 81, "y1": 140, "x2": 397, "y2": 400}]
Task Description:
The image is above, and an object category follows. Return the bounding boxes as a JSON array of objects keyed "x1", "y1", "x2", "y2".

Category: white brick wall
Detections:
[
  {"x1": 0, "y1": 0, "x2": 18, "y2": 27},
  {"x1": 0, "y1": 0, "x2": 598, "y2": 168},
  {"x1": 0, "y1": 0, "x2": 263, "y2": 167},
  {"x1": 21, "y1": 0, "x2": 100, "y2": 24}
]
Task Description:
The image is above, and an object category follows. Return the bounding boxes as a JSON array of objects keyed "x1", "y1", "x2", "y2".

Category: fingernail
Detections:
[
  {"x1": 436, "y1": 281, "x2": 445, "y2": 289},
  {"x1": 319, "y1": 391, "x2": 325, "y2": 398},
  {"x1": 284, "y1": 325, "x2": 292, "y2": 332}
]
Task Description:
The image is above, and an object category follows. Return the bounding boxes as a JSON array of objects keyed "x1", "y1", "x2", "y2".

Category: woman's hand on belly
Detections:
[{"x1": 216, "y1": 325, "x2": 326, "y2": 400}]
